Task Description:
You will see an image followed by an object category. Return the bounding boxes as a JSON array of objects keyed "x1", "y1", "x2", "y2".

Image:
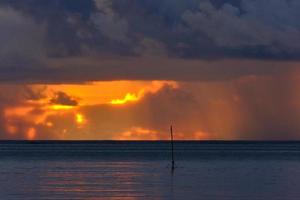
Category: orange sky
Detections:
[
  {"x1": 3, "y1": 71, "x2": 300, "y2": 140},
  {"x1": 46, "y1": 81, "x2": 178, "y2": 105},
  {"x1": 3, "y1": 81, "x2": 179, "y2": 140}
]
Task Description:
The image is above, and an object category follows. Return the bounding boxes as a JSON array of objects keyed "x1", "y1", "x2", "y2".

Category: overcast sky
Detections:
[{"x1": 0, "y1": 0, "x2": 300, "y2": 140}]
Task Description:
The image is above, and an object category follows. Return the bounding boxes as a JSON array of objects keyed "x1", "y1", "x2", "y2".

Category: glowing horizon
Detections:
[{"x1": 1, "y1": 81, "x2": 184, "y2": 140}]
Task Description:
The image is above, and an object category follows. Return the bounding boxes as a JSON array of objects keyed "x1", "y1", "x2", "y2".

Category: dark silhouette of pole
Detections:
[{"x1": 170, "y1": 125, "x2": 175, "y2": 171}]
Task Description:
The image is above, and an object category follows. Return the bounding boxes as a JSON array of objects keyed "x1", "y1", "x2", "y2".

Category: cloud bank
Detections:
[{"x1": 0, "y1": 0, "x2": 298, "y2": 83}]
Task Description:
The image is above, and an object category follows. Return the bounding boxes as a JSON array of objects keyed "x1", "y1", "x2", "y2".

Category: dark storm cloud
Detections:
[
  {"x1": 0, "y1": 0, "x2": 97, "y2": 57},
  {"x1": 98, "y1": 0, "x2": 300, "y2": 59},
  {"x1": 2, "y1": 0, "x2": 300, "y2": 58},
  {"x1": 50, "y1": 91, "x2": 78, "y2": 106},
  {"x1": 0, "y1": 0, "x2": 299, "y2": 83}
]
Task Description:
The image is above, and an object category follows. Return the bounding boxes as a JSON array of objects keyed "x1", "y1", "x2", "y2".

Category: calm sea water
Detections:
[{"x1": 1, "y1": 141, "x2": 300, "y2": 200}]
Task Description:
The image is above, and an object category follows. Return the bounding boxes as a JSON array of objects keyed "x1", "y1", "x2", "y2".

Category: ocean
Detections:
[{"x1": 1, "y1": 141, "x2": 300, "y2": 200}]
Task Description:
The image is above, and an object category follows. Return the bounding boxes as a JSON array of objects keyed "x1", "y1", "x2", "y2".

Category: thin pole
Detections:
[{"x1": 170, "y1": 125, "x2": 175, "y2": 170}]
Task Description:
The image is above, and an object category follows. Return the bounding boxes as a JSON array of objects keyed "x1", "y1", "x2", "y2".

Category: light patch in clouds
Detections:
[
  {"x1": 76, "y1": 113, "x2": 85, "y2": 125},
  {"x1": 110, "y1": 93, "x2": 139, "y2": 105}
]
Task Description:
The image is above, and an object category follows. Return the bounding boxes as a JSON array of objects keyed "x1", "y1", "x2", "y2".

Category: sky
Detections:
[{"x1": 0, "y1": 0, "x2": 300, "y2": 140}]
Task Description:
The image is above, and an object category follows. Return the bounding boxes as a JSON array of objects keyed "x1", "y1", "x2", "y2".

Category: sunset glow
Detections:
[
  {"x1": 110, "y1": 93, "x2": 140, "y2": 105},
  {"x1": 76, "y1": 113, "x2": 84, "y2": 124},
  {"x1": 50, "y1": 105, "x2": 75, "y2": 110},
  {"x1": 45, "y1": 81, "x2": 177, "y2": 106},
  {"x1": 27, "y1": 128, "x2": 36, "y2": 140},
  {"x1": 3, "y1": 76, "x2": 300, "y2": 140},
  {"x1": 2, "y1": 1, "x2": 300, "y2": 199}
]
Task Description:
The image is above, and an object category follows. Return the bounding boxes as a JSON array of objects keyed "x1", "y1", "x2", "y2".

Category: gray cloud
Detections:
[
  {"x1": 0, "y1": 0, "x2": 299, "y2": 83},
  {"x1": 91, "y1": 12, "x2": 129, "y2": 43},
  {"x1": 50, "y1": 91, "x2": 78, "y2": 106},
  {"x1": 0, "y1": 57, "x2": 292, "y2": 83},
  {"x1": 182, "y1": 0, "x2": 300, "y2": 59},
  {"x1": 2, "y1": 0, "x2": 300, "y2": 59},
  {"x1": 0, "y1": 7, "x2": 46, "y2": 68}
]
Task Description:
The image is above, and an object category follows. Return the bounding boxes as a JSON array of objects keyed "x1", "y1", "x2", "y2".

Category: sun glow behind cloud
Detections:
[
  {"x1": 76, "y1": 113, "x2": 84, "y2": 124},
  {"x1": 50, "y1": 105, "x2": 75, "y2": 110},
  {"x1": 7, "y1": 76, "x2": 298, "y2": 140},
  {"x1": 109, "y1": 81, "x2": 178, "y2": 105},
  {"x1": 110, "y1": 93, "x2": 140, "y2": 105},
  {"x1": 1, "y1": 81, "x2": 179, "y2": 140},
  {"x1": 46, "y1": 81, "x2": 177, "y2": 106},
  {"x1": 3, "y1": 75, "x2": 300, "y2": 140}
]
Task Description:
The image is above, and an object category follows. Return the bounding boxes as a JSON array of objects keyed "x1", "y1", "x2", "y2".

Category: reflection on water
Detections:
[
  {"x1": 1, "y1": 159, "x2": 300, "y2": 200},
  {"x1": 0, "y1": 160, "x2": 169, "y2": 200}
]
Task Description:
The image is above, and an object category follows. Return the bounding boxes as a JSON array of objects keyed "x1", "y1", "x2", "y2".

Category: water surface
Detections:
[{"x1": 1, "y1": 141, "x2": 300, "y2": 200}]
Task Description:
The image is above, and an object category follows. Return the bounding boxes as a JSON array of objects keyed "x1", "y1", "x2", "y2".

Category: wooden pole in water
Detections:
[{"x1": 170, "y1": 125, "x2": 175, "y2": 171}]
